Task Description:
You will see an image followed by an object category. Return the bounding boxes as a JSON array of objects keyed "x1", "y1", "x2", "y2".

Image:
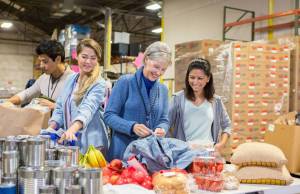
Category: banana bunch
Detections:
[{"x1": 79, "y1": 145, "x2": 107, "y2": 168}]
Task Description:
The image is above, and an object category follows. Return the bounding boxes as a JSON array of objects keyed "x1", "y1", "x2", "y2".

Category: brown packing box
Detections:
[
  {"x1": 265, "y1": 124, "x2": 300, "y2": 173},
  {"x1": 174, "y1": 39, "x2": 223, "y2": 92}
]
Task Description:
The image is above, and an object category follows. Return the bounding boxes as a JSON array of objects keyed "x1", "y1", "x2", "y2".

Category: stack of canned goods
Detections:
[{"x1": 0, "y1": 135, "x2": 103, "y2": 194}]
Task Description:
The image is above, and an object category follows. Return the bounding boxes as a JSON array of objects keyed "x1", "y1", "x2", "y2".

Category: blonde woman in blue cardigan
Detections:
[
  {"x1": 104, "y1": 41, "x2": 172, "y2": 161},
  {"x1": 48, "y1": 39, "x2": 108, "y2": 154}
]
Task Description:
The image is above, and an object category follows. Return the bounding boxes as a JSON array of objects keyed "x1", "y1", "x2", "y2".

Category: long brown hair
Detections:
[
  {"x1": 73, "y1": 38, "x2": 102, "y2": 105},
  {"x1": 184, "y1": 58, "x2": 215, "y2": 102}
]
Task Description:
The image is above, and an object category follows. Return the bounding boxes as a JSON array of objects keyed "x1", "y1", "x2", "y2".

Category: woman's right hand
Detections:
[{"x1": 133, "y1": 124, "x2": 151, "y2": 137}]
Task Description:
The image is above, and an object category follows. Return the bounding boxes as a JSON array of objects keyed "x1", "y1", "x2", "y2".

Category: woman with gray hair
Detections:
[{"x1": 104, "y1": 41, "x2": 172, "y2": 161}]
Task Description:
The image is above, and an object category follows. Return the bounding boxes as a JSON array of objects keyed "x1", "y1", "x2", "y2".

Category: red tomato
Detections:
[
  {"x1": 144, "y1": 175, "x2": 152, "y2": 181},
  {"x1": 121, "y1": 168, "x2": 132, "y2": 178},
  {"x1": 141, "y1": 180, "x2": 153, "y2": 190},
  {"x1": 109, "y1": 174, "x2": 120, "y2": 185},
  {"x1": 103, "y1": 176, "x2": 110, "y2": 185},
  {"x1": 217, "y1": 164, "x2": 223, "y2": 173},
  {"x1": 132, "y1": 170, "x2": 146, "y2": 184},
  {"x1": 102, "y1": 167, "x2": 113, "y2": 177},
  {"x1": 115, "y1": 177, "x2": 125, "y2": 185},
  {"x1": 109, "y1": 159, "x2": 123, "y2": 171}
]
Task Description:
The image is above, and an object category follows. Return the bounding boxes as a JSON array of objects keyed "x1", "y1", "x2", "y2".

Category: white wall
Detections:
[
  {"x1": 163, "y1": 0, "x2": 295, "y2": 78},
  {"x1": 0, "y1": 38, "x2": 36, "y2": 90}
]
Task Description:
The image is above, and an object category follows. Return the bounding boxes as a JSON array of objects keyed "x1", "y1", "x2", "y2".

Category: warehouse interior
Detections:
[{"x1": 0, "y1": 0, "x2": 300, "y2": 193}]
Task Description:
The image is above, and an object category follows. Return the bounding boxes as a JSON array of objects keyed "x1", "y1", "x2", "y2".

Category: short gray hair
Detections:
[{"x1": 143, "y1": 41, "x2": 172, "y2": 66}]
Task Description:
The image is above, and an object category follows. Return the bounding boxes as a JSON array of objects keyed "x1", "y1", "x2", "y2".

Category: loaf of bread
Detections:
[{"x1": 152, "y1": 172, "x2": 189, "y2": 194}]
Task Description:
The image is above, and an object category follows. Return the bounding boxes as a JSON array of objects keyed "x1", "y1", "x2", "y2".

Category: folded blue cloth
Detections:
[{"x1": 123, "y1": 135, "x2": 199, "y2": 173}]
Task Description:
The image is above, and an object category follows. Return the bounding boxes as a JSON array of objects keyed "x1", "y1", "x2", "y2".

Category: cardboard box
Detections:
[{"x1": 265, "y1": 124, "x2": 300, "y2": 173}]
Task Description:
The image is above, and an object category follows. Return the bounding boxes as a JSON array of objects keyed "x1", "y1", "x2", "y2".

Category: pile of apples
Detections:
[{"x1": 103, "y1": 159, "x2": 153, "y2": 189}]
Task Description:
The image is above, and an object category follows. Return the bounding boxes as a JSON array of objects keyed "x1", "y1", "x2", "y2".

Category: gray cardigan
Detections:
[{"x1": 167, "y1": 90, "x2": 231, "y2": 143}]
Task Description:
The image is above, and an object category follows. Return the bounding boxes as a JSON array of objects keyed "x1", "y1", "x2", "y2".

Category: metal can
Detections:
[
  {"x1": 39, "y1": 185, "x2": 57, "y2": 194},
  {"x1": 26, "y1": 137, "x2": 46, "y2": 167},
  {"x1": 39, "y1": 134, "x2": 54, "y2": 149},
  {"x1": 46, "y1": 149, "x2": 57, "y2": 160},
  {"x1": 1, "y1": 176, "x2": 17, "y2": 184},
  {"x1": 78, "y1": 168, "x2": 102, "y2": 194},
  {"x1": 0, "y1": 183, "x2": 16, "y2": 194},
  {"x1": 53, "y1": 167, "x2": 77, "y2": 194},
  {"x1": 65, "y1": 185, "x2": 81, "y2": 194},
  {"x1": 17, "y1": 139, "x2": 28, "y2": 166},
  {"x1": 57, "y1": 148, "x2": 72, "y2": 167},
  {"x1": 4, "y1": 138, "x2": 18, "y2": 151},
  {"x1": 0, "y1": 137, "x2": 6, "y2": 157},
  {"x1": 44, "y1": 160, "x2": 66, "y2": 185},
  {"x1": 18, "y1": 166, "x2": 50, "y2": 194},
  {"x1": 68, "y1": 146, "x2": 79, "y2": 166},
  {"x1": 2, "y1": 151, "x2": 19, "y2": 178}
]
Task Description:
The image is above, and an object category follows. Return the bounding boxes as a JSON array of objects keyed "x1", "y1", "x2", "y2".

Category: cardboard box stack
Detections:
[
  {"x1": 271, "y1": 36, "x2": 300, "y2": 112},
  {"x1": 175, "y1": 40, "x2": 222, "y2": 92},
  {"x1": 231, "y1": 42, "x2": 290, "y2": 149}
]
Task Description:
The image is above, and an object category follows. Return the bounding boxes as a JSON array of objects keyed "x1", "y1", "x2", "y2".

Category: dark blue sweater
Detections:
[{"x1": 141, "y1": 72, "x2": 156, "y2": 96}]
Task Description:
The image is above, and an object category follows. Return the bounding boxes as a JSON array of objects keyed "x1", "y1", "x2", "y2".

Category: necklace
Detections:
[{"x1": 47, "y1": 72, "x2": 64, "y2": 99}]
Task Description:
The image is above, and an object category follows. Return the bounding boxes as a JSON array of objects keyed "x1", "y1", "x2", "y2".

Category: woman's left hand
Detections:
[
  {"x1": 154, "y1": 128, "x2": 166, "y2": 137},
  {"x1": 214, "y1": 142, "x2": 224, "y2": 152}
]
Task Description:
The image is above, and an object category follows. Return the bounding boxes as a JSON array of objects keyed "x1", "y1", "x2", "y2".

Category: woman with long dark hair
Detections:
[{"x1": 168, "y1": 58, "x2": 231, "y2": 151}]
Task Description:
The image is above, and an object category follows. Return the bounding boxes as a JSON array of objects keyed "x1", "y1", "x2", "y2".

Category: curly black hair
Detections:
[{"x1": 36, "y1": 40, "x2": 65, "y2": 62}]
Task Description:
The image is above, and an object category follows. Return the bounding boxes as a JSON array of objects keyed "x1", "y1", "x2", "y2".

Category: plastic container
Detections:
[
  {"x1": 190, "y1": 156, "x2": 224, "y2": 175},
  {"x1": 193, "y1": 174, "x2": 224, "y2": 192}
]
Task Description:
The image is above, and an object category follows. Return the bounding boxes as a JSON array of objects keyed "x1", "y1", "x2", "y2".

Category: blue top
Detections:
[
  {"x1": 141, "y1": 71, "x2": 156, "y2": 96},
  {"x1": 167, "y1": 90, "x2": 231, "y2": 143},
  {"x1": 184, "y1": 99, "x2": 213, "y2": 142},
  {"x1": 50, "y1": 73, "x2": 109, "y2": 154},
  {"x1": 104, "y1": 67, "x2": 169, "y2": 161}
]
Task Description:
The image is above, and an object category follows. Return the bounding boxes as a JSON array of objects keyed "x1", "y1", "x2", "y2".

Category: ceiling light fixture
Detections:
[
  {"x1": 146, "y1": 3, "x2": 161, "y2": 11},
  {"x1": 152, "y1": 27, "x2": 162, "y2": 33},
  {"x1": 1, "y1": 22, "x2": 13, "y2": 29}
]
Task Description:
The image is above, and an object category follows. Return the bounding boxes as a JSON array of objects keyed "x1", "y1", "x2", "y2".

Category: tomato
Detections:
[
  {"x1": 121, "y1": 168, "x2": 132, "y2": 178},
  {"x1": 141, "y1": 180, "x2": 153, "y2": 190},
  {"x1": 102, "y1": 167, "x2": 113, "y2": 177},
  {"x1": 103, "y1": 176, "x2": 110, "y2": 185},
  {"x1": 144, "y1": 175, "x2": 152, "y2": 181},
  {"x1": 109, "y1": 174, "x2": 120, "y2": 185},
  {"x1": 115, "y1": 177, "x2": 125, "y2": 185},
  {"x1": 109, "y1": 159, "x2": 123, "y2": 171},
  {"x1": 132, "y1": 170, "x2": 146, "y2": 184},
  {"x1": 216, "y1": 164, "x2": 223, "y2": 173}
]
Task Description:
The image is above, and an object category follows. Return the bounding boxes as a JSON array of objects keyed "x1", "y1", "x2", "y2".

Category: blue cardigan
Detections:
[
  {"x1": 50, "y1": 73, "x2": 109, "y2": 154},
  {"x1": 104, "y1": 67, "x2": 169, "y2": 161}
]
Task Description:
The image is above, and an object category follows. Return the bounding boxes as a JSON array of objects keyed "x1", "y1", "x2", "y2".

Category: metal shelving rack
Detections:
[{"x1": 223, "y1": 2, "x2": 300, "y2": 41}]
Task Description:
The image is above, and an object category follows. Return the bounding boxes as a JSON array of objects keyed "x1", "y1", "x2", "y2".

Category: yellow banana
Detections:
[
  {"x1": 91, "y1": 146, "x2": 107, "y2": 168},
  {"x1": 86, "y1": 146, "x2": 100, "y2": 167}
]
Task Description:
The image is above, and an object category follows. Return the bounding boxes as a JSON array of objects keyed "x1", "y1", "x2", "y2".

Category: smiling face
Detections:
[
  {"x1": 143, "y1": 57, "x2": 168, "y2": 81},
  {"x1": 77, "y1": 47, "x2": 98, "y2": 75},
  {"x1": 188, "y1": 68, "x2": 210, "y2": 93}
]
